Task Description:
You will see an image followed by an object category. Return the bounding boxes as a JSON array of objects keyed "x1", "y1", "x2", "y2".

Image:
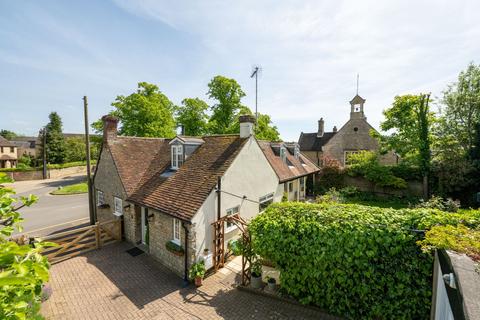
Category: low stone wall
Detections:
[
  {"x1": 3, "y1": 166, "x2": 87, "y2": 181},
  {"x1": 343, "y1": 176, "x2": 422, "y2": 197}
]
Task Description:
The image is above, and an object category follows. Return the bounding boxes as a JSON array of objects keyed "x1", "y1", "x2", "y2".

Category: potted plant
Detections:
[
  {"x1": 266, "y1": 276, "x2": 277, "y2": 292},
  {"x1": 250, "y1": 260, "x2": 263, "y2": 289},
  {"x1": 189, "y1": 261, "x2": 206, "y2": 287}
]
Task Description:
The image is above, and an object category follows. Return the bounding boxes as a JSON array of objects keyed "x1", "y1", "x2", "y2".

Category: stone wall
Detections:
[
  {"x1": 2, "y1": 165, "x2": 87, "y2": 181},
  {"x1": 148, "y1": 209, "x2": 196, "y2": 277},
  {"x1": 93, "y1": 148, "x2": 127, "y2": 224},
  {"x1": 343, "y1": 176, "x2": 422, "y2": 197}
]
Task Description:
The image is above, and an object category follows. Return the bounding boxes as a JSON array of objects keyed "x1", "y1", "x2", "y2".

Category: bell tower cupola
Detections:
[{"x1": 349, "y1": 94, "x2": 366, "y2": 119}]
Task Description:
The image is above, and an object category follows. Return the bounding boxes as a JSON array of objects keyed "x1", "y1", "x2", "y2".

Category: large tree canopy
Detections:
[
  {"x1": 94, "y1": 82, "x2": 176, "y2": 138},
  {"x1": 440, "y1": 62, "x2": 480, "y2": 155},
  {"x1": 175, "y1": 98, "x2": 209, "y2": 136},
  {"x1": 207, "y1": 75, "x2": 246, "y2": 134},
  {"x1": 0, "y1": 130, "x2": 17, "y2": 140},
  {"x1": 44, "y1": 112, "x2": 67, "y2": 164}
]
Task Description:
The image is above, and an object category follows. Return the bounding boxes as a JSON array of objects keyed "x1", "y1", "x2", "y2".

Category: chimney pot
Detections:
[
  {"x1": 102, "y1": 115, "x2": 119, "y2": 142},
  {"x1": 317, "y1": 118, "x2": 325, "y2": 137},
  {"x1": 239, "y1": 115, "x2": 255, "y2": 138},
  {"x1": 333, "y1": 126, "x2": 338, "y2": 133}
]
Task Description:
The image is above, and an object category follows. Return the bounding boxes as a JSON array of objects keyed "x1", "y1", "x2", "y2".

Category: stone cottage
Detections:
[
  {"x1": 0, "y1": 136, "x2": 17, "y2": 168},
  {"x1": 93, "y1": 115, "x2": 318, "y2": 279},
  {"x1": 298, "y1": 94, "x2": 398, "y2": 167}
]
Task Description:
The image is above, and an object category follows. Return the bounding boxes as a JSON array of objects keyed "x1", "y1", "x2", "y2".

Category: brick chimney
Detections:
[
  {"x1": 102, "y1": 115, "x2": 119, "y2": 142},
  {"x1": 239, "y1": 115, "x2": 255, "y2": 138},
  {"x1": 317, "y1": 118, "x2": 324, "y2": 137}
]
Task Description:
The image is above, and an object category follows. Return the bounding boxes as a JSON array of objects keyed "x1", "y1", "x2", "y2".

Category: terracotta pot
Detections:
[{"x1": 195, "y1": 277, "x2": 203, "y2": 287}]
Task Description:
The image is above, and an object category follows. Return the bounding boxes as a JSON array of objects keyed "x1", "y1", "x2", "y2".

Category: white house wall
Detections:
[{"x1": 191, "y1": 137, "x2": 282, "y2": 257}]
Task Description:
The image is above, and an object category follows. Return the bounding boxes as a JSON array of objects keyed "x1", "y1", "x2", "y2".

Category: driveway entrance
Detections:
[{"x1": 41, "y1": 242, "x2": 336, "y2": 319}]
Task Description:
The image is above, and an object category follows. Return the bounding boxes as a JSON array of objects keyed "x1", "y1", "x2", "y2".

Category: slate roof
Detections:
[
  {"x1": 297, "y1": 132, "x2": 336, "y2": 151},
  {"x1": 126, "y1": 135, "x2": 248, "y2": 221},
  {"x1": 0, "y1": 136, "x2": 16, "y2": 147},
  {"x1": 258, "y1": 141, "x2": 319, "y2": 183}
]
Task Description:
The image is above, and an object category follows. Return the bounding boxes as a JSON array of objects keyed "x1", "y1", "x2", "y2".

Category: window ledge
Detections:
[
  {"x1": 225, "y1": 226, "x2": 238, "y2": 233},
  {"x1": 171, "y1": 239, "x2": 181, "y2": 246},
  {"x1": 113, "y1": 211, "x2": 123, "y2": 217}
]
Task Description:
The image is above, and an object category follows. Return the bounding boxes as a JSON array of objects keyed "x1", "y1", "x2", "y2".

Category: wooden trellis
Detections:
[{"x1": 211, "y1": 214, "x2": 251, "y2": 286}]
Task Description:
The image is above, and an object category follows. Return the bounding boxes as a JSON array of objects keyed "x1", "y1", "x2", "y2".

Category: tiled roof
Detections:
[
  {"x1": 127, "y1": 135, "x2": 248, "y2": 221},
  {"x1": 0, "y1": 136, "x2": 15, "y2": 147},
  {"x1": 0, "y1": 154, "x2": 17, "y2": 160},
  {"x1": 298, "y1": 132, "x2": 336, "y2": 151},
  {"x1": 258, "y1": 141, "x2": 319, "y2": 183},
  {"x1": 107, "y1": 137, "x2": 171, "y2": 196}
]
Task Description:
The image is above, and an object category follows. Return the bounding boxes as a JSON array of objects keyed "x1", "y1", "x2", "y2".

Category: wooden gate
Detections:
[
  {"x1": 41, "y1": 219, "x2": 121, "y2": 264},
  {"x1": 211, "y1": 214, "x2": 251, "y2": 286}
]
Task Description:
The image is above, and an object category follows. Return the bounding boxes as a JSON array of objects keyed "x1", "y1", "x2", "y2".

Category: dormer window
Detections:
[
  {"x1": 171, "y1": 145, "x2": 184, "y2": 169},
  {"x1": 280, "y1": 147, "x2": 287, "y2": 163}
]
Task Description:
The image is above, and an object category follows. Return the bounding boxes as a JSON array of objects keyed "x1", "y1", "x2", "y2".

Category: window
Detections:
[
  {"x1": 280, "y1": 147, "x2": 287, "y2": 163},
  {"x1": 171, "y1": 145, "x2": 184, "y2": 169},
  {"x1": 288, "y1": 182, "x2": 293, "y2": 192},
  {"x1": 173, "y1": 218, "x2": 181, "y2": 244},
  {"x1": 354, "y1": 104, "x2": 361, "y2": 112},
  {"x1": 300, "y1": 177, "x2": 305, "y2": 192},
  {"x1": 10, "y1": 147, "x2": 14, "y2": 153},
  {"x1": 259, "y1": 193, "x2": 274, "y2": 211},
  {"x1": 113, "y1": 197, "x2": 123, "y2": 216},
  {"x1": 97, "y1": 190, "x2": 105, "y2": 206},
  {"x1": 225, "y1": 206, "x2": 239, "y2": 231},
  {"x1": 344, "y1": 150, "x2": 361, "y2": 166}
]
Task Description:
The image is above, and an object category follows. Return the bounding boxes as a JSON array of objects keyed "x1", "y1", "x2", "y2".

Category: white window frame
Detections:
[
  {"x1": 172, "y1": 218, "x2": 181, "y2": 244},
  {"x1": 225, "y1": 206, "x2": 239, "y2": 232},
  {"x1": 300, "y1": 177, "x2": 305, "y2": 192},
  {"x1": 259, "y1": 193, "x2": 274, "y2": 212},
  {"x1": 288, "y1": 182, "x2": 293, "y2": 193},
  {"x1": 113, "y1": 197, "x2": 123, "y2": 216},
  {"x1": 171, "y1": 145, "x2": 184, "y2": 170},
  {"x1": 97, "y1": 190, "x2": 105, "y2": 206}
]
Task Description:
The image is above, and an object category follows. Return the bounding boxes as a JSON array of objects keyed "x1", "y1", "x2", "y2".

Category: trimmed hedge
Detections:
[{"x1": 249, "y1": 202, "x2": 480, "y2": 319}]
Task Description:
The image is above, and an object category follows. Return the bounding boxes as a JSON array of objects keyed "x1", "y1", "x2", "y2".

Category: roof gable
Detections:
[
  {"x1": 127, "y1": 135, "x2": 248, "y2": 221},
  {"x1": 258, "y1": 141, "x2": 319, "y2": 182}
]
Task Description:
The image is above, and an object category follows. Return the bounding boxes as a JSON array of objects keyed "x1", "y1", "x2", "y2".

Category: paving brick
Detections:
[{"x1": 41, "y1": 242, "x2": 337, "y2": 319}]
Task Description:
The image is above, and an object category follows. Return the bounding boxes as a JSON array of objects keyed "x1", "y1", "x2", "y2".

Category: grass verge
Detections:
[{"x1": 50, "y1": 182, "x2": 88, "y2": 195}]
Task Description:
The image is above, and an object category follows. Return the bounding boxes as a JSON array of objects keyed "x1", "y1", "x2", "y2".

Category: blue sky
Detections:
[{"x1": 1, "y1": 0, "x2": 479, "y2": 141}]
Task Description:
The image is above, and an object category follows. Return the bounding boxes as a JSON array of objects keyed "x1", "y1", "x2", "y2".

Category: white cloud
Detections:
[{"x1": 111, "y1": 0, "x2": 480, "y2": 140}]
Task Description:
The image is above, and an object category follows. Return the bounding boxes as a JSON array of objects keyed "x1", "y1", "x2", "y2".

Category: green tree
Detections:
[
  {"x1": 207, "y1": 76, "x2": 246, "y2": 134},
  {"x1": 175, "y1": 98, "x2": 209, "y2": 136},
  {"x1": 0, "y1": 173, "x2": 53, "y2": 319},
  {"x1": 375, "y1": 94, "x2": 434, "y2": 198},
  {"x1": 440, "y1": 62, "x2": 480, "y2": 155},
  {"x1": 93, "y1": 82, "x2": 176, "y2": 138},
  {"x1": 64, "y1": 137, "x2": 100, "y2": 163},
  {"x1": 0, "y1": 130, "x2": 17, "y2": 140},
  {"x1": 255, "y1": 113, "x2": 280, "y2": 141},
  {"x1": 43, "y1": 112, "x2": 67, "y2": 164}
]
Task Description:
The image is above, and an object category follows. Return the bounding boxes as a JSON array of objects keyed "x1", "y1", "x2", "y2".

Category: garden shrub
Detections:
[
  {"x1": 346, "y1": 151, "x2": 407, "y2": 189},
  {"x1": 315, "y1": 156, "x2": 345, "y2": 194},
  {"x1": 414, "y1": 195, "x2": 460, "y2": 212},
  {"x1": 249, "y1": 202, "x2": 480, "y2": 319},
  {"x1": 315, "y1": 187, "x2": 344, "y2": 204},
  {"x1": 418, "y1": 225, "x2": 480, "y2": 261}
]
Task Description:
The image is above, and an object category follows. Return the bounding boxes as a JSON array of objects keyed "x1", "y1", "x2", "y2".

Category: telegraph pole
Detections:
[
  {"x1": 42, "y1": 128, "x2": 47, "y2": 179},
  {"x1": 83, "y1": 96, "x2": 95, "y2": 225}
]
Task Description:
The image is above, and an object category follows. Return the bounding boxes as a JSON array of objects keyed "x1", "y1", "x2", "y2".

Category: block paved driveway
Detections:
[{"x1": 41, "y1": 242, "x2": 337, "y2": 320}]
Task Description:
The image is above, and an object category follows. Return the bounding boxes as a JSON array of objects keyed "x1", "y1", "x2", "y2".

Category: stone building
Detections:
[
  {"x1": 298, "y1": 94, "x2": 398, "y2": 167},
  {"x1": 93, "y1": 115, "x2": 318, "y2": 279},
  {"x1": 0, "y1": 136, "x2": 17, "y2": 168}
]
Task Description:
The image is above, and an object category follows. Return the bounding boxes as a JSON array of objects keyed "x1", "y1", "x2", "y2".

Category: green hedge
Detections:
[
  {"x1": 249, "y1": 202, "x2": 480, "y2": 319},
  {"x1": 0, "y1": 160, "x2": 96, "y2": 172}
]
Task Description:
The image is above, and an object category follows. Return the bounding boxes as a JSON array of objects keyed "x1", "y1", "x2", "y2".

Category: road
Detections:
[{"x1": 9, "y1": 174, "x2": 90, "y2": 236}]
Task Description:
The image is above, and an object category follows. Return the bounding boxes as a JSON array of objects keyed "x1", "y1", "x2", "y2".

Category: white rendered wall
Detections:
[{"x1": 191, "y1": 137, "x2": 281, "y2": 257}]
